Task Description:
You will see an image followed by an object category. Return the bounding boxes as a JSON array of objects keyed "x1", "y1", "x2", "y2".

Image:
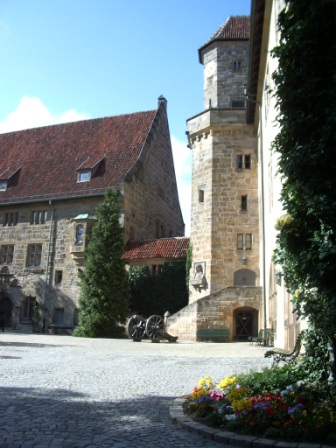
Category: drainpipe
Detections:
[{"x1": 43, "y1": 200, "x2": 54, "y2": 332}]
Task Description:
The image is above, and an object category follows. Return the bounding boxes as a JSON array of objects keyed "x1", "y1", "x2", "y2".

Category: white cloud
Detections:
[
  {"x1": 171, "y1": 135, "x2": 192, "y2": 236},
  {"x1": 0, "y1": 97, "x2": 89, "y2": 134}
]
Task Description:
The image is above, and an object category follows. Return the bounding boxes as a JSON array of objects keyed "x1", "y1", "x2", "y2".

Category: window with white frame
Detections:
[
  {"x1": 30, "y1": 210, "x2": 47, "y2": 225},
  {"x1": 0, "y1": 181, "x2": 7, "y2": 191},
  {"x1": 77, "y1": 170, "x2": 91, "y2": 182}
]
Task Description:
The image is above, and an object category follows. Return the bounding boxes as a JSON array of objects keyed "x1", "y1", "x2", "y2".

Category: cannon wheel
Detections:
[
  {"x1": 145, "y1": 314, "x2": 164, "y2": 340},
  {"x1": 126, "y1": 314, "x2": 146, "y2": 340}
]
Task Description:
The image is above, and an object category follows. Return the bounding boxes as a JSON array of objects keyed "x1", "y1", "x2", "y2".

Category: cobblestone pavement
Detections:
[{"x1": 0, "y1": 332, "x2": 271, "y2": 448}]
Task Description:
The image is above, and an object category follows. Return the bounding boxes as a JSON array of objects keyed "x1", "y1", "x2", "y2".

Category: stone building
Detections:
[
  {"x1": 167, "y1": 16, "x2": 262, "y2": 342},
  {"x1": 0, "y1": 96, "x2": 184, "y2": 332},
  {"x1": 167, "y1": 1, "x2": 303, "y2": 348}
]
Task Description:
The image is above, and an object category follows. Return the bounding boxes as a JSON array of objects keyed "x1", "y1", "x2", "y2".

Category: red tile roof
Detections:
[
  {"x1": 199, "y1": 16, "x2": 250, "y2": 62},
  {"x1": 209, "y1": 16, "x2": 250, "y2": 40},
  {"x1": 122, "y1": 237, "x2": 189, "y2": 261},
  {"x1": 0, "y1": 109, "x2": 157, "y2": 205}
]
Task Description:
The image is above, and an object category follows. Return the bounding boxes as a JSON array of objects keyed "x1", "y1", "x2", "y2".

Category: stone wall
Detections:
[
  {"x1": 202, "y1": 41, "x2": 249, "y2": 110},
  {"x1": 122, "y1": 99, "x2": 185, "y2": 241},
  {"x1": 188, "y1": 122, "x2": 259, "y2": 303},
  {"x1": 166, "y1": 286, "x2": 262, "y2": 342}
]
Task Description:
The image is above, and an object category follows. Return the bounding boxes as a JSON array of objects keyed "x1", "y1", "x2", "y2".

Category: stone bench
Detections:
[{"x1": 196, "y1": 328, "x2": 229, "y2": 342}]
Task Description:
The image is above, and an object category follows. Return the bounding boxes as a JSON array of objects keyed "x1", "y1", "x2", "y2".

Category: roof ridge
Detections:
[{"x1": 0, "y1": 109, "x2": 157, "y2": 137}]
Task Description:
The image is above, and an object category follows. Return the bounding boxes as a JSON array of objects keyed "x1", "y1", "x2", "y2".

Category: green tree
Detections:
[
  {"x1": 271, "y1": 0, "x2": 336, "y2": 383},
  {"x1": 128, "y1": 261, "x2": 188, "y2": 317},
  {"x1": 73, "y1": 188, "x2": 129, "y2": 338}
]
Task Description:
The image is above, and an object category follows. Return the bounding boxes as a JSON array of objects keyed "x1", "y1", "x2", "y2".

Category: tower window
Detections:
[
  {"x1": 245, "y1": 155, "x2": 251, "y2": 169},
  {"x1": 233, "y1": 61, "x2": 241, "y2": 70},
  {"x1": 199, "y1": 189, "x2": 204, "y2": 203},
  {"x1": 241, "y1": 195, "x2": 248, "y2": 211},
  {"x1": 237, "y1": 155, "x2": 251, "y2": 170},
  {"x1": 237, "y1": 234, "x2": 252, "y2": 250}
]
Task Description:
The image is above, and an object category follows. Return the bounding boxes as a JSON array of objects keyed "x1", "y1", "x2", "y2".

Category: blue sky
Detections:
[{"x1": 0, "y1": 0, "x2": 251, "y2": 236}]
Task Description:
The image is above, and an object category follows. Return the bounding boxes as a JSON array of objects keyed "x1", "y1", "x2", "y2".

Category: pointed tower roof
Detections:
[{"x1": 199, "y1": 16, "x2": 250, "y2": 63}]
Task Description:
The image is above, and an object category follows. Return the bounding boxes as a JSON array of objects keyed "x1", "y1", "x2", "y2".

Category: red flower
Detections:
[{"x1": 296, "y1": 395, "x2": 305, "y2": 404}]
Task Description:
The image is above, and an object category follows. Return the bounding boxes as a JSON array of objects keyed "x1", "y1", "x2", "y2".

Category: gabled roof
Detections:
[
  {"x1": 122, "y1": 237, "x2": 189, "y2": 261},
  {"x1": 199, "y1": 16, "x2": 250, "y2": 63},
  {"x1": 0, "y1": 108, "x2": 158, "y2": 205}
]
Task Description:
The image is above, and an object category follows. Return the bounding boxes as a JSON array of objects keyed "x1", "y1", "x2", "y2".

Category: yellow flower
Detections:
[
  {"x1": 231, "y1": 398, "x2": 252, "y2": 412},
  {"x1": 198, "y1": 375, "x2": 214, "y2": 389},
  {"x1": 219, "y1": 376, "x2": 238, "y2": 389},
  {"x1": 228, "y1": 386, "x2": 249, "y2": 402}
]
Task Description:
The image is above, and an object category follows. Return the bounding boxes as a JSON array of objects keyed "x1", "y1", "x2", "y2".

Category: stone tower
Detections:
[{"x1": 187, "y1": 16, "x2": 260, "y2": 303}]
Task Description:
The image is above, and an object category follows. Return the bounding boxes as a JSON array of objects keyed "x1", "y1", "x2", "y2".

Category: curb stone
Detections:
[{"x1": 169, "y1": 398, "x2": 334, "y2": 448}]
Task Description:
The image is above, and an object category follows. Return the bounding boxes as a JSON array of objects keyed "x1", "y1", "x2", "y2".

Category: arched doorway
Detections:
[
  {"x1": 234, "y1": 307, "x2": 258, "y2": 341},
  {"x1": 0, "y1": 297, "x2": 13, "y2": 327}
]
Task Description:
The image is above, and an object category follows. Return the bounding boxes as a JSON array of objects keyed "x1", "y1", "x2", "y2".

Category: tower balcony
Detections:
[{"x1": 187, "y1": 108, "x2": 246, "y2": 142}]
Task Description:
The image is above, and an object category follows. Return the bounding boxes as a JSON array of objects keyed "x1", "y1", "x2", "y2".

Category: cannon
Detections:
[{"x1": 126, "y1": 314, "x2": 178, "y2": 343}]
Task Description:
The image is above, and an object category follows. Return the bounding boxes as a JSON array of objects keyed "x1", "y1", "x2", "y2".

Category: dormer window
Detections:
[
  {"x1": 76, "y1": 156, "x2": 105, "y2": 183},
  {"x1": 0, "y1": 181, "x2": 7, "y2": 191},
  {"x1": 0, "y1": 166, "x2": 22, "y2": 191},
  {"x1": 77, "y1": 170, "x2": 91, "y2": 183}
]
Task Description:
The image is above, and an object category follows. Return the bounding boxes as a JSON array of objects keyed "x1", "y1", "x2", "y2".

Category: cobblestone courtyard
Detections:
[{"x1": 0, "y1": 332, "x2": 271, "y2": 448}]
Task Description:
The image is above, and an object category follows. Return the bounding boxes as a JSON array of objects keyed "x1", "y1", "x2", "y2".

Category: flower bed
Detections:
[{"x1": 184, "y1": 371, "x2": 336, "y2": 446}]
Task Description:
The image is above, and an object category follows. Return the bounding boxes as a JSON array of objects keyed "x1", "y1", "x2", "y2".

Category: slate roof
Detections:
[
  {"x1": 199, "y1": 16, "x2": 250, "y2": 62},
  {"x1": 121, "y1": 237, "x2": 189, "y2": 261},
  {"x1": 0, "y1": 109, "x2": 157, "y2": 205}
]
